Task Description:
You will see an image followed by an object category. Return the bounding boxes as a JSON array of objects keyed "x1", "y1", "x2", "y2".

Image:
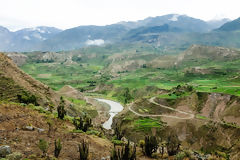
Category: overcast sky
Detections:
[{"x1": 0, "y1": 0, "x2": 239, "y2": 31}]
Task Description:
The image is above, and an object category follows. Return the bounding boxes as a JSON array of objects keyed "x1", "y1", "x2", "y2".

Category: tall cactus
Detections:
[
  {"x1": 111, "y1": 141, "x2": 136, "y2": 160},
  {"x1": 57, "y1": 96, "x2": 66, "y2": 120},
  {"x1": 54, "y1": 139, "x2": 62, "y2": 158},
  {"x1": 78, "y1": 140, "x2": 89, "y2": 160},
  {"x1": 144, "y1": 136, "x2": 158, "y2": 157}
]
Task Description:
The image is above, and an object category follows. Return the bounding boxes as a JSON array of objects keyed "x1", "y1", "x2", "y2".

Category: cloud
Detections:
[
  {"x1": 86, "y1": 39, "x2": 105, "y2": 46},
  {"x1": 23, "y1": 36, "x2": 31, "y2": 40},
  {"x1": 169, "y1": 14, "x2": 180, "y2": 21}
]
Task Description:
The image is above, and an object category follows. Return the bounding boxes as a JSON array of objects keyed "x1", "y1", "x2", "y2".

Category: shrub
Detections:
[
  {"x1": 78, "y1": 140, "x2": 89, "y2": 160},
  {"x1": 17, "y1": 91, "x2": 38, "y2": 105},
  {"x1": 112, "y1": 140, "x2": 124, "y2": 146},
  {"x1": 38, "y1": 139, "x2": 48, "y2": 157}
]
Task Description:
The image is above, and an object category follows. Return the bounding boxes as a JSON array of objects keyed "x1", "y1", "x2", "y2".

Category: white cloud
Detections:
[
  {"x1": 169, "y1": 14, "x2": 180, "y2": 21},
  {"x1": 32, "y1": 33, "x2": 46, "y2": 40},
  {"x1": 23, "y1": 36, "x2": 31, "y2": 40},
  {"x1": 86, "y1": 39, "x2": 105, "y2": 46}
]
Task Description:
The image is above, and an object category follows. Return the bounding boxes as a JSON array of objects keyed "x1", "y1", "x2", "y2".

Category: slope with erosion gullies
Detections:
[
  {"x1": 114, "y1": 86, "x2": 240, "y2": 159},
  {"x1": 0, "y1": 53, "x2": 59, "y2": 106}
]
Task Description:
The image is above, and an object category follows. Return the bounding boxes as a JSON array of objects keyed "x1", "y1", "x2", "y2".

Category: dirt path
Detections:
[{"x1": 128, "y1": 97, "x2": 195, "y2": 120}]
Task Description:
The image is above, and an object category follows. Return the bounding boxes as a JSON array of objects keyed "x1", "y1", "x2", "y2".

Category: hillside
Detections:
[
  {"x1": 176, "y1": 44, "x2": 240, "y2": 65},
  {"x1": 119, "y1": 14, "x2": 216, "y2": 32},
  {"x1": 0, "y1": 26, "x2": 62, "y2": 52},
  {"x1": 39, "y1": 24, "x2": 128, "y2": 51},
  {"x1": 0, "y1": 53, "x2": 59, "y2": 106},
  {"x1": 0, "y1": 102, "x2": 113, "y2": 159},
  {"x1": 114, "y1": 88, "x2": 240, "y2": 159},
  {"x1": 216, "y1": 17, "x2": 240, "y2": 31}
]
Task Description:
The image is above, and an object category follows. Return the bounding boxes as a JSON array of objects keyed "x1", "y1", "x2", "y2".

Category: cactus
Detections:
[
  {"x1": 54, "y1": 139, "x2": 62, "y2": 158},
  {"x1": 144, "y1": 136, "x2": 158, "y2": 157},
  {"x1": 57, "y1": 96, "x2": 66, "y2": 120},
  {"x1": 78, "y1": 140, "x2": 89, "y2": 160},
  {"x1": 110, "y1": 141, "x2": 136, "y2": 160},
  {"x1": 73, "y1": 115, "x2": 92, "y2": 132},
  {"x1": 166, "y1": 134, "x2": 181, "y2": 156}
]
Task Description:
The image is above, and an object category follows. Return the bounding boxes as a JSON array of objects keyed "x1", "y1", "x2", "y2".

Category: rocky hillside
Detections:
[
  {"x1": 114, "y1": 87, "x2": 240, "y2": 159},
  {"x1": 0, "y1": 102, "x2": 112, "y2": 159},
  {"x1": 0, "y1": 53, "x2": 59, "y2": 106}
]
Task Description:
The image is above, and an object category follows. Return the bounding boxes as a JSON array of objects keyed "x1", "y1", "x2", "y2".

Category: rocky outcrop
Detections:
[
  {"x1": 7, "y1": 53, "x2": 27, "y2": 66},
  {"x1": 0, "y1": 145, "x2": 11, "y2": 158}
]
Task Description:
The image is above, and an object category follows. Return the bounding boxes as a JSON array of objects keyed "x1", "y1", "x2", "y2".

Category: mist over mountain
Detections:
[
  {"x1": 207, "y1": 18, "x2": 230, "y2": 29},
  {"x1": 0, "y1": 14, "x2": 238, "y2": 52}
]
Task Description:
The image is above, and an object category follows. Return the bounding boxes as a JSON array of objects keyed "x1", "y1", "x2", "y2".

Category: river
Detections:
[{"x1": 95, "y1": 98, "x2": 123, "y2": 130}]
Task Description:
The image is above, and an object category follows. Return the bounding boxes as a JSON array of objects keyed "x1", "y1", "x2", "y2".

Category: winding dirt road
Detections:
[{"x1": 128, "y1": 97, "x2": 195, "y2": 120}]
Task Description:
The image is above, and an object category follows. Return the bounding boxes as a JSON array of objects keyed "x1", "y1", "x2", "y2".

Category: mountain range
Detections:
[{"x1": 1, "y1": 14, "x2": 239, "y2": 52}]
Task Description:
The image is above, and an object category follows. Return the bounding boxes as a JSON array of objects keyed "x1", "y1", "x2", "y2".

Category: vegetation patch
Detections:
[{"x1": 134, "y1": 117, "x2": 164, "y2": 132}]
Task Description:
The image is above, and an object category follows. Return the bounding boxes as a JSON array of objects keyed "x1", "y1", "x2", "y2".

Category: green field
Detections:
[
  {"x1": 20, "y1": 44, "x2": 240, "y2": 100},
  {"x1": 21, "y1": 63, "x2": 104, "y2": 90}
]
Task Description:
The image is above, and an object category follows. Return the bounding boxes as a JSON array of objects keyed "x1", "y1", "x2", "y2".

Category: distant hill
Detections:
[
  {"x1": 0, "y1": 26, "x2": 11, "y2": 50},
  {"x1": 126, "y1": 24, "x2": 182, "y2": 36},
  {"x1": 216, "y1": 17, "x2": 240, "y2": 31},
  {"x1": 40, "y1": 24, "x2": 128, "y2": 51},
  {"x1": 0, "y1": 15, "x2": 235, "y2": 52},
  {"x1": 119, "y1": 14, "x2": 219, "y2": 32},
  {"x1": 0, "y1": 26, "x2": 62, "y2": 52},
  {"x1": 176, "y1": 44, "x2": 240, "y2": 65}
]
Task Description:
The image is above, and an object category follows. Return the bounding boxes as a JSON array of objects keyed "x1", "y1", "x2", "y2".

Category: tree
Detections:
[
  {"x1": 78, "y1": 140, "x2": 89, "y2": 160},
  {"x1": 144, "y1": 136, "x2": 159, "y2": 157},
  {"x1": 57, "y1": 96, "x2": 66, "y2": 120},
  {"x1": 54, "y1": 139, "x2": 62, "y2": 158}
]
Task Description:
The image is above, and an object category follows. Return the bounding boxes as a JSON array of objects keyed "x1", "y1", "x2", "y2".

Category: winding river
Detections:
[{"x1": 96, "y1": 99, "x2": 123, "y2": 130}]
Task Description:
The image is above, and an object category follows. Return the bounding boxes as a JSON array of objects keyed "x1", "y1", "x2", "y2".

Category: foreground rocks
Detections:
[{"x1": 0, "y1": 145, "x2": 11, "y2": 158}]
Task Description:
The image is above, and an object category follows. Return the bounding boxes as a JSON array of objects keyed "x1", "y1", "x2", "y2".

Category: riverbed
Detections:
[{"x1": 95, "y1": 99, "x2": 123, "y2": 130}]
